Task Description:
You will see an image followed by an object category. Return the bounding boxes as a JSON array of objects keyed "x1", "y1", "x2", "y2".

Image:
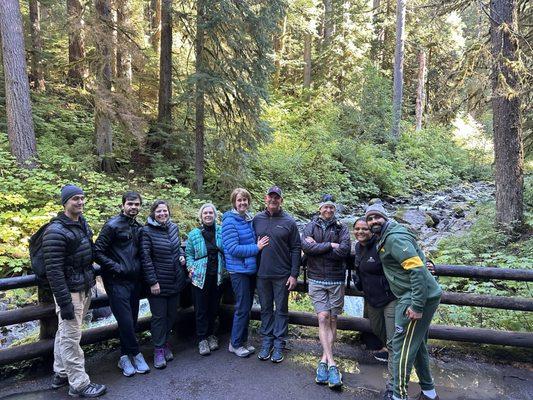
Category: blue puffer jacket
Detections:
[{"x1": 221, "y1": 210, "x2": 259, "y2": 274}]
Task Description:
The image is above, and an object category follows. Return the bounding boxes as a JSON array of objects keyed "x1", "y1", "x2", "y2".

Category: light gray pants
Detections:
[{"x1": 53, "y1": 291, "x2": 91, "y2": 391}]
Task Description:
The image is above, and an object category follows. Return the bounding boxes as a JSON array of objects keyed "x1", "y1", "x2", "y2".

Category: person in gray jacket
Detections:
[
  {"x1": 253, "y1": 186, "x2": 301, "y2": 363},
  {"x1": 301, "y1": 194, "x2": 350, "y2": 389}
]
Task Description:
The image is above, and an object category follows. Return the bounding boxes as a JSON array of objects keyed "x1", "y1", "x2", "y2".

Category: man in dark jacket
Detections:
[
  {"x1": 95, "y1": 191, "x2": 150, "y2": 377},
  {"x1": 43, "y1": 184, "x2": 106, "y2": 397},
  {"x1": 301, "y1": 195, "x2": 350, "y2": 388},
  {"x1": 366, "y1": 203, "x2": 442, "y2": 400},
  {"x1": 253, "y1": 186, "x2": 301, "y2": 363}
]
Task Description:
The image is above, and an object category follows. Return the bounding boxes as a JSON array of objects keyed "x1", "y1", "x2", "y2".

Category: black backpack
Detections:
[{"x1": 29, "y1": 221, "x2": 81, "y2": 283}]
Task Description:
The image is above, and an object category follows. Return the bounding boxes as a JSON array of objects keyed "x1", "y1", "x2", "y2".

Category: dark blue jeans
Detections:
[
  {"x1": 229, "y1": 273, "x2": 256, "y2": 348},
  {"x1": 104, "y1": 280, "x2": 141, "y2": 356},
  {"x1": 256, "y1": 277, "x2": 289, "y2": 350}
]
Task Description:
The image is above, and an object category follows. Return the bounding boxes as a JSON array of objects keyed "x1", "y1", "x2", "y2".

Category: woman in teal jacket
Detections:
[{"x1": 186, "y1": 203, "x2": 227, "y2": 356}]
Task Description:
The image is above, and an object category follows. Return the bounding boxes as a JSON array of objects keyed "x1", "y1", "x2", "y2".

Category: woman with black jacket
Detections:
[
  {"x1": 353, "y1": 217, "x2": 397, "y2": 396},
  {"x1": 140, "y1": 200, "x2": 187, "y2": 369}
]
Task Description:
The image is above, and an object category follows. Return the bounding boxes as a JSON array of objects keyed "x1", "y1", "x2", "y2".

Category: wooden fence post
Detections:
[{"x1": 37, "y1": 286, "x2": 57, "y2": 340}]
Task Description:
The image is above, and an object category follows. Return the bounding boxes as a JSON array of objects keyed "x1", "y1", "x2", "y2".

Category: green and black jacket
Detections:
[{"x1": 376, "y1": 221, "x2": 441, "y2": 312}]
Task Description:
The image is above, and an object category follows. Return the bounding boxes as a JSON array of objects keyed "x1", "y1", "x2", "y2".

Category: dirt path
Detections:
[{"x1": 1, "y1": 332, "x2": 532, "y2": 400}]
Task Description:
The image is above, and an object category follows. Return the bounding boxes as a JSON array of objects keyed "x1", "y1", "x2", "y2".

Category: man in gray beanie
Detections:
[
  {"x1": 365, "y1": 203, "x2": 441, "y2": 400},
  {"x1": 43, "y1": 185, "x2": 106, "y2": 397}
]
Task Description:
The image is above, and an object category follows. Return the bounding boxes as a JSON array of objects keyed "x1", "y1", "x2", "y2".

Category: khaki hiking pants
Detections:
[{"x1": 53, "y1": 290, "x2": 91, "y2": 391}]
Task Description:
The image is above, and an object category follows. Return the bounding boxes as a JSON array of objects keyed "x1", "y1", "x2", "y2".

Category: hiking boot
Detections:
[
  {"x1": 228, "y1": 343, "x2": 251, "y2": 357},
  {"x1": 257, "y1": 345, "x2": 273, "y2": 361},
  {"x1": 68, "y1": 382, "x2": 107, "y2": 398},
  {"x1": 315, "y1": 361, "x2": 329, "y2": 384},
  {"x1": 132, "y1": 352, "x2": 150, "y2": 374},
  {"x1": 51, "y1": 373, "x2": 68, "y2": 389},
  {"x1": 373, "y1": 350, "x2": 389, "y2": 363},
  {"x1": 382, "y1": 389, "x2": 394, "y2": 400},
  {"x1": 416, "y1": 393, "x2": 440, "y2": 400},
  {"x1": 199, "y1": 339, "x2": 211, "y2": 356},
  {"x1": 244, "y1": 343, "x2": 255, "y2": 354},
  {"x1": 270, "y1": 348, "x2": 284, "y2": 363},
  {"x1": 153, "y1": 348, "x2": 167, "y2": 369},
  {"x1": 164, "y1": 342, "x2": 174, "y2": 361},
  {"x1": 117, "y1": 355, "x2": 136, "y2": 377},
  {"x1": 207, "y1": 335, "x2": 219, "y2": 351},
  {"x1": 328, "y1": 365, "x2": 343, "y2": 389}
]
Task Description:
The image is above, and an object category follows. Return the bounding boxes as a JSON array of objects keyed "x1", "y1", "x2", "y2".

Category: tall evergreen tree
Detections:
[{"x1": 0, "y1": 0, "x2": 38, "y2": 167}]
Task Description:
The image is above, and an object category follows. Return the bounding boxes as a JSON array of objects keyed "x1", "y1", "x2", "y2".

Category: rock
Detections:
[
  {"x1": 433, "y1": 200, "x2": 447, "y2": 209},
  {"x1": 426, "y1": 212, "x2": 440, "y2": 227},
  {"x1": 452, "y1": 194, "x2": 467, "y2": 201},
  {"x1": 453, "y1": 206, "x2": 465, "y2": 218},
  {"x1": 368, "y1": 198, "x2": 383, "y2": 205},
  {"x1": 383, "y1": 195, "x2": 397, "y2": 204}
]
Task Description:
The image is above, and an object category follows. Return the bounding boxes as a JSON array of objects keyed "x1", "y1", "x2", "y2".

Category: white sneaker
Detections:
[
  {"x1": 244, "y1": 343, "x2": 255, "y2": 354},
  {"x1": 228, "y1": 343, "x2": 251, "y2": 358}
]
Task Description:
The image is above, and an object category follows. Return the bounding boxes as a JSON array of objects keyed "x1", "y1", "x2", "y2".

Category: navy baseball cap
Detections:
[{"x1": 266, "y1": 186, "x2": 283, "y2": 197}]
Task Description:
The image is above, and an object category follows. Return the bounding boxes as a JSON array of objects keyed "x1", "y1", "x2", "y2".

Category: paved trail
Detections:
[{"x1": 1, "y1": 334, "x2": 531, "y2": 400}]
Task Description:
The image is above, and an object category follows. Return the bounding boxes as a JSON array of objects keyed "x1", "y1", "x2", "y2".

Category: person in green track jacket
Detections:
[{"x1": 365, "y1": 203, "x2": 442, "y2": 400}]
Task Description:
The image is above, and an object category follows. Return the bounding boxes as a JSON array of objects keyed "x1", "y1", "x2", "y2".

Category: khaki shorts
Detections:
[{"x1": 308, "y1": 281, "x2": 345, "y2": 315}]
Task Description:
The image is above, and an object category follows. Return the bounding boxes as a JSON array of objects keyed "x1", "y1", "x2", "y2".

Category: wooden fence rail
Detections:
[{"x1": 0, "y1": 264, "x2": 532, "y2": 366}]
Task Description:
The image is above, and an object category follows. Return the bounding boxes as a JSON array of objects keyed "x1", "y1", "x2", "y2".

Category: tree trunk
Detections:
[
  {"x1": 94, "y1": 0, "x2": 116, "y2": 172},
  {"x1": 490, "y1": 0, "x2": 524, "y2": 231},
  {"x1": 28, "y1": 0, "x2": 45, "y2": 91},
  {"x1": 272, "y1": 15, "x2": 287, "y2": 89},
  {"x1": 157, "y1": 0, "x2": 172, "y2": 126},
  {"x1": 391, "y1": 0, "x2": 406, "y2": 140},
  {"x1": 380, "y1": 0, "x2": 392, "y2": 70},
  {"x1": 0, "y1": 0, "x2": 38, "y2": 167},
  {"x1": 116, "y1": 0, "x2": 132, "y2": 89},
  {"x1": 303, "y1": 31, "x2": 312, "y2": 90},
  {"x1": 370, "y1": 0, "x2": 384, "y2": 63},
  {"x1": 194, "y1": 0, "x2": 205, "y2": 193},
  {"x1": 150, "y1": 0, "x2": 161, "y2": 53},
  {"x1": 322, "y1": 0, "x2": 333, "y2": 46},
  {"x1": 415, "y1": 49, "x2": 426, "y2": 131},
  {"x1": 67, "y1": 0, "x2": 87, "y2": 87}
]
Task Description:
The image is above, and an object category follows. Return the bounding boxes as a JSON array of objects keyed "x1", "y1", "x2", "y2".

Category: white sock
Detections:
[{"x1": 422, "y1": 389, "x2": 437, "y2": 399}]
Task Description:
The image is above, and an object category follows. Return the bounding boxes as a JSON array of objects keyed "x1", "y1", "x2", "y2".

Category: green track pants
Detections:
[{"x1": 392, "y1": 296, "x2": 440, "y2": 399}]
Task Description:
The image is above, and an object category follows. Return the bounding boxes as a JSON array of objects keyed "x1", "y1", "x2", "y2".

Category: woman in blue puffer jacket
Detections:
[{"x1": 221, "y1": 188, "x2": 269, "y2": 358}]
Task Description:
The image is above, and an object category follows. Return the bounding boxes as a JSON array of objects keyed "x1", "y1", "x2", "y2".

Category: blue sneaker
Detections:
[
  {"x1": 328, "y1": 365, "x2": 343, "y2": 388},
  {"x1": 270, "y1": 348, "x2": 284, "y2": 363},
  {"x1": 257, "y1": 345, "x2": 273, "y2": 361},
  {"x1": 315, "y1": 361, "x2": 329, "y2": 384}
]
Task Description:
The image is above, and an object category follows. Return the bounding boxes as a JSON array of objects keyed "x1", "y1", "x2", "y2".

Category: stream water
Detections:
[{"x1": 0, "y1": 182, "x2": 494, "y2": 348}]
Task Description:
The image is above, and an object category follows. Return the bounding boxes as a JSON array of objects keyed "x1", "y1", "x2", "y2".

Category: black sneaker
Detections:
[
  {"x1": 373, "y1": 350, "x2": 389, "y2": 363},
  {"x1": 270, "y1": 348, "x2": 284, "y2": 363},
  {"x1": 68, "y1": 382, "x2": 107, "y2": 398},
  {"x1": 51, "y1": 373, "x2": 68, "y2": 389}
]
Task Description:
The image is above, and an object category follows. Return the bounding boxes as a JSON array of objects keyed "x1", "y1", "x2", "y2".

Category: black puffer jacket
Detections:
[
  {"x1": 354, "y1": 235, "x2": 396, "y2": 308},
  {"x1": 95, "y1": 213, "x2": 142, "y2": 282},
  {"x1": 301, "y1": 216, "x2": 350, "y2": 281},
  {"x1": 42, "y1": 213, "x2": 95, "y2": 308},
  {"x1": 140, "y1": 217, "x2": 187, "y2": 296}
]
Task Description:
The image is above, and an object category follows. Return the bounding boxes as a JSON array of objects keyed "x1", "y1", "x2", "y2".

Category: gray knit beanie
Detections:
[
  {"x1": 365, "y1": 203, "x2": 388, "y2": 221},
  {"x1": 61, "y1": 184, "x2": 84, "y2": 205}
]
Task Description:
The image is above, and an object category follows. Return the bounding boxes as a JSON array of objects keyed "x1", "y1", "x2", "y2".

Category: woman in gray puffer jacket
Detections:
[{"x1": 140, "y1": 200, "x2": 187, "y2": 369}]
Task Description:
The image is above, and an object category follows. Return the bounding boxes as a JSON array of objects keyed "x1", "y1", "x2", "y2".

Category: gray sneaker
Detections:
[
  {"x1": 68, "y1": 382, "x2": 107, "y2": 398},
  {"x1": 199, "y1": 339, "x2": 211, "y2": 356},
  {"x1": 228, "y1": 343, "x2": 251, "y2": 357},
  {"x1": 132, "y1": 352, "x2": 150, "y2": 374},
  {"x1": 207, "y1": 335, "x2": 219, "y2": 351},
  {"x1": 118, "y1": 355, "x2": 135, "y2": 377},
  {"x1": 164, "y1": 342, "x2": 174, "y2": 361},
  {"x1": 244, "y1": 343, "x2": 255, "y2": 354}
]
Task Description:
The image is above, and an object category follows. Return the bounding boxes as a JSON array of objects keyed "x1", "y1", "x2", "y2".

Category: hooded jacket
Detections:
[
  {"x1": 42, "y1": 212, "x2": 95, "y2": 308},
  {"x1": 140, "y1": 217, "x2": 186, "y2": 296},
  {"x1": 376, "y1": 221, "x2": 441, "y2": 312},
  {"x1": 221, "y1": 210, "x2": 259, "y2": 274},
  {"x1": 301, "y1": 216, "x2": 350, "y2": 281},
  {"x1": 95, "y1": 213, "x2": 142, "y2": 283}
]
